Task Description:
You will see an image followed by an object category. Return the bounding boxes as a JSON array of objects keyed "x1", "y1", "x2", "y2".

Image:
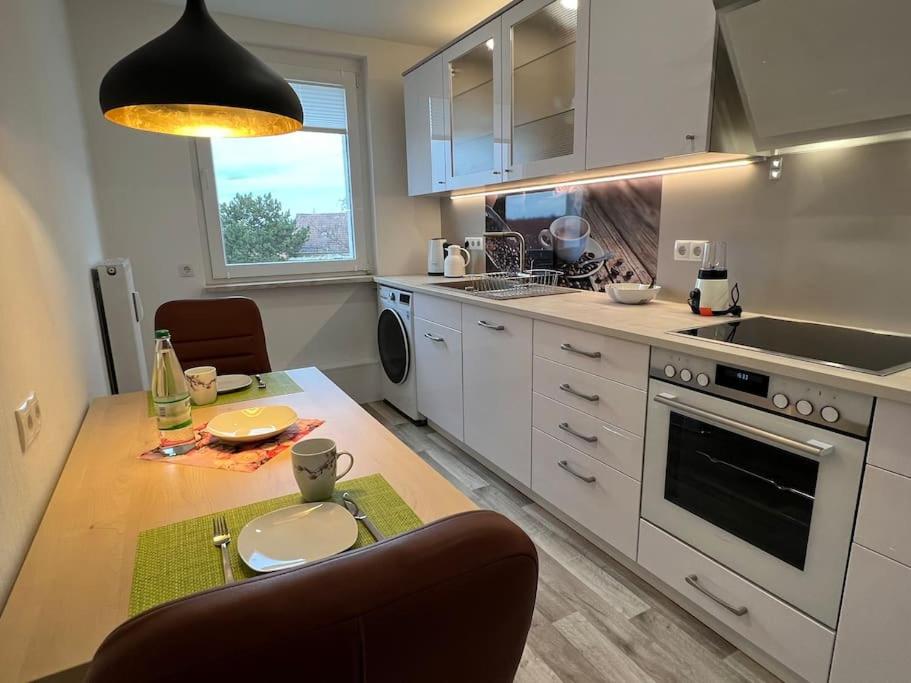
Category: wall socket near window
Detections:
[
  {"x1": 178, "y1": 264, "x2": 195, "y2": 278},
  {"x1": 15, "y1": 393, "x2": 41, "y2": 453},
  {"x1": 674, "y1": 240, "x2": 708, "y2": 262}
]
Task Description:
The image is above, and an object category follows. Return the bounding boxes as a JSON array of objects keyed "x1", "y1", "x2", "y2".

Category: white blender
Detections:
[{"x1": 688, "y1": 241, "x2": 742, "y2": 317}]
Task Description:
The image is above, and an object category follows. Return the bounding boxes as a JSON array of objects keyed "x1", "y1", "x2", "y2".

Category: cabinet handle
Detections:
[
  {"x1": 492, "y1": 171, "x2": 501, "y2": 175},
  {"x1": 477, "y1": 320, "x2": 505, "y2": 331},
  {"x1": 423, "y1": 332, "x2": 445, "y2": 343},
  {"x1": 560, "y1": 342, "x2": 601, "y2": 359},
  {"x1": 685, "y1": 575, "x2": 748, "y2": 616},
  {"x1": 558, "y1": 460, "x2": 596, "y2": 483},
  {"x1": 436, "y1": 181, "x2": 445, "y2": 185},
  {"x1": 559, "y1": 383, "x2": 599, "y2": 402},
  {"x1": 558, "y1": 422, "x2": 598, "y2": 443}
]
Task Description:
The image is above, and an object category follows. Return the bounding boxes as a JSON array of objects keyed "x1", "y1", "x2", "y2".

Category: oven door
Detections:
[{"x1": 642, "y1": 380, "x2": 865, "y2": 628}]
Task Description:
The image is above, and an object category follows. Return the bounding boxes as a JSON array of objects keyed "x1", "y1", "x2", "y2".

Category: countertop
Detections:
[
  {"x1": 375, "y1": 275, "x2": 911, "y2": 405},
  {"x1": 0, "y1": 368, "x2": 474, "y2": 682}
]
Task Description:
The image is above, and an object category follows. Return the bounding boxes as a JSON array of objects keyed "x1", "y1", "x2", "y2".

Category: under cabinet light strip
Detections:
[{"x1": 449, "y1": 159, "x2": 761, "y2": 200}]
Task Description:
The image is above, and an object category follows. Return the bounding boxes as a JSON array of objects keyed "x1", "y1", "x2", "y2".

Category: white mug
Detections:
[
  {"x1": 185, "y1": 366, "x2": 217, "y2": 406},
  {"x1": 291, "y1": 438, "x2": 355, "y2": 502},
  {"x1": 539, "y1": 216, "x2": 591, "y2": 263}
]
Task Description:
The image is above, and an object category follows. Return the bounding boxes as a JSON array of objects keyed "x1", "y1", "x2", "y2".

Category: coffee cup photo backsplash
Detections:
[{"x1": 484, "y1": 176, "x2": 662, "y2": 292}]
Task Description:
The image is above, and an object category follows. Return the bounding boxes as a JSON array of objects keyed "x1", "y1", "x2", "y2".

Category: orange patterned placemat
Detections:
[{"x1": 138, "y1": 418, "x2": 324, "y2": 473}]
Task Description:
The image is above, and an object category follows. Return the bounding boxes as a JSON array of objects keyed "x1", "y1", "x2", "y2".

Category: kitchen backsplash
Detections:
[{"x1": 483, "y1": 178, "x2": 662, "y2": 291}]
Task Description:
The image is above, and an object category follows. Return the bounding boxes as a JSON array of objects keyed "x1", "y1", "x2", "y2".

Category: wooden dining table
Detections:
[{"x1": 0, "y1": 368, "x2": 475, "y2": 682}]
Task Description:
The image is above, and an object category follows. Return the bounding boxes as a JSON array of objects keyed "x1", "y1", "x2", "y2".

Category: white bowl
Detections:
[
  {"x1": 206, "y1": 405, "x2": 298, "y2": 443},
  {"x1": 606, "y1": 283, "x2": 661, "y2": 305}
]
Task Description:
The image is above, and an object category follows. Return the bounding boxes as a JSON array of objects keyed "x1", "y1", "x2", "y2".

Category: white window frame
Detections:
[{"x1": 196, "y1": 53, "x2": 373, "y2": 282}]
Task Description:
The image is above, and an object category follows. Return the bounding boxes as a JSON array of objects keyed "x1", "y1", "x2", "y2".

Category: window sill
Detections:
[{"x1": 203, "y1": 274, "x2": 376, "y2": 292}]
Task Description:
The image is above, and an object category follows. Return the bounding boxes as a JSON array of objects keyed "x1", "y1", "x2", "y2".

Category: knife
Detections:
[
  {"x1": 254, "y1": 374, "x2": 267, "y2": 389},
  {"x1": 343, "y1": 492, "x2": 385, "y2": 541}
]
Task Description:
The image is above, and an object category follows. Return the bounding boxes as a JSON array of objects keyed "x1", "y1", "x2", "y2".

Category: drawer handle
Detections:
[
  {"x1": 559, "y1": 422, "x2": 598, "y2": 443},
  {"x1": 423, "y1": 332, "x2": 445, "y2": 343},
  {"x1": 557, "y1": 460, "x2": 596, "y2": 483},
  {"x1": 685, "y1": 575, "x2": 749, "y2": 616},
  {"x1": 560, "y1": 343, "x2": 601, "y2": 359},
  {"x1": 477, "y1": 320, "x2": 505, "y2": 331},
  {"x1": 559, "y1": 383, "x2": 599, "y2": 402}
]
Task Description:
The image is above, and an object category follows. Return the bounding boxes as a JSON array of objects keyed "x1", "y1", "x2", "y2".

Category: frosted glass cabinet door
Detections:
[
  {"x1": 443, "y1": 20, "x2": 504, "y2": 190},
  {"x1": 403, "y1": 55, "x2": 448, "y2": 196},
  {"x1": 501, "y1": 0, "x2": 589, "y2": 182}
]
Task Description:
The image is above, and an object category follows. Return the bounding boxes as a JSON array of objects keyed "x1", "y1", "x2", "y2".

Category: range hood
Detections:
[{"x1": 715, "y1": 0, "x2": 911, "y2": 151}]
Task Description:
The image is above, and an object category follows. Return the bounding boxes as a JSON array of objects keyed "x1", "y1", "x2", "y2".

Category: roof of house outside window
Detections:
[{"x1": 295, "y1": 212, "x2": 351, "y2": 256}]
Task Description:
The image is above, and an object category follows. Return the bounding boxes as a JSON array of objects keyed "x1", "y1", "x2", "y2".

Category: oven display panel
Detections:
[{"x1": 715, "y1": 364, "x2": 770, "y2": 398}]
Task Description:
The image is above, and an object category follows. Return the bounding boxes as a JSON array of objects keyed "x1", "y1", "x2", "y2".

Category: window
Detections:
[{"x1": 197, "y1": 57, "x2": 371, "y2": 281}]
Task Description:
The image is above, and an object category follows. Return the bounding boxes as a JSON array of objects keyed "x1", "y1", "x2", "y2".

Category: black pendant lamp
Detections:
[{"x1": 99, "y1": 0, "x2": 303, "y2": 137}]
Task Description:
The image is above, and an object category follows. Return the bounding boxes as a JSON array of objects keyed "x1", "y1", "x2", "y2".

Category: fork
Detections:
[{"x1": 212, "y1": 516, "x2": 234, "y2": 583}]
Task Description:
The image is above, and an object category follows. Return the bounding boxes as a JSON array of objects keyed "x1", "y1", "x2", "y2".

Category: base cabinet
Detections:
[
  {"x1": 414, "y1": 317, "x2": 463, "y2": 440},
  {"x1": 462, "y1": 304, "x2": 533, "y2": 485},
  {"x1": 830, "y1": 544, "x2": 911, "y2": 683}
]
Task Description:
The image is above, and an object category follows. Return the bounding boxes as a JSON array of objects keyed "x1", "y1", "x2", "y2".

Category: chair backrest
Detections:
[
  {"x1": 86, "y1": 510, "x2": 537, "y2": 683},
  {"x1": 153, "y1": 297, "x2": 271, "y2": 375}
]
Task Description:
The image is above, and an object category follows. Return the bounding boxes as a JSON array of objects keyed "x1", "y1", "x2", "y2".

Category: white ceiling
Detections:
[{"x1": 157, "y1": 0, "x2": 511, "y2": 47}]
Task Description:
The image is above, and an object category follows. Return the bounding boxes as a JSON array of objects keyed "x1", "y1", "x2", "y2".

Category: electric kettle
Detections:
[{"x1": 427, "y1": 238, "x2": 448, "y2": 276}]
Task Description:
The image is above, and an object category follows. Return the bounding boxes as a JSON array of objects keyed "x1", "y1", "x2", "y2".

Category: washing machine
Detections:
[{"x1": 377, "y1": 286, "x2": 422, "y2": 421}]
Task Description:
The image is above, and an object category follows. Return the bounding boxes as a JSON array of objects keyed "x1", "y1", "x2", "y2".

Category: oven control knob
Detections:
[
  {"x1": 772, "y1": 393, "x2": 790, "y2": 409},
  {"x1": 696, "y1": 373, "x2": 710, "y2": 387},
  {"x1": 796, "y1": 399, "x2": 814, "y2": 416},
  {"x1": 680, "y1": 369, "x2": 693, "y2": 382},
  {"x1": 664, "y1": 364, "x2": 676, "y2": 378},
  {"x1": 821, "y1": 406, "x2": 840, "y2": 423}
]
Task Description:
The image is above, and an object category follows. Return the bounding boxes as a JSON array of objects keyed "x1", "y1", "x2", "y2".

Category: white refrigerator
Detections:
[{"x1": 92, "y1": 258, "x2": 149, "y2": 394}]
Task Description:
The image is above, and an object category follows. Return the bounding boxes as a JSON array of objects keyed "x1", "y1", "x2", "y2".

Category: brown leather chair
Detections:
[
  {"x1": 86, "y1": 510, "x2": 538, "y2": 683},
  {"x1": 154, "y1": 297, "x2": 271, "y2": 375}
]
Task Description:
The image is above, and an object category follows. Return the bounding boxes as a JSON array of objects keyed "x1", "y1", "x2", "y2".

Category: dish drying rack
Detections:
[{"x1": 458, "y1": 270, "x2": 566, "y2": 300}]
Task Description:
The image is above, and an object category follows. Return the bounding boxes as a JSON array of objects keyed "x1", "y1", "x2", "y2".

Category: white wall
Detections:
[
  {"x1": 0, "y1": 0, "x2": 108, "y2": 604},
  {"x1": 65, "y1": 0, "x2": 442, "y2": 402},
  {"x1": 442, "y1": 140, "x2": 911, "y2": 335}
]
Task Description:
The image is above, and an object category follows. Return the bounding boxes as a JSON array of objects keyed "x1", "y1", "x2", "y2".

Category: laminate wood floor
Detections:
[{"x1": 363, "y1": 401, "x2": 781, "y2": 683}]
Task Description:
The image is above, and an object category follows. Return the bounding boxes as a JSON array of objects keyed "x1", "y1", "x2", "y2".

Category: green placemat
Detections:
[
  {"x1": 146, "y1": 370, "x2": 303, "y2": 416},
  {"x1": 128, "y1": 474, "x2": 422, "y2": 617}
]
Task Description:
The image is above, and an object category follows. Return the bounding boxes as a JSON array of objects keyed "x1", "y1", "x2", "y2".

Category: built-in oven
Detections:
[{"x1": 642, "y1": 349, "x2": 873, "y2": 628}]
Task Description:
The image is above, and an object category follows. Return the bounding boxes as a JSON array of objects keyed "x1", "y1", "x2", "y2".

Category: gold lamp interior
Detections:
[{"x1": 103, "y1": 103, "x2": 303, "y2": 138}]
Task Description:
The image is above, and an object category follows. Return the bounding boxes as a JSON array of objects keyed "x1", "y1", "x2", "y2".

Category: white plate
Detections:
[
  {"x1": 237, "y1": 502, "x2": 358, "y2": 572},
  {"x1": 206, "y1": 405, "x2": 297, "y2": 443},
  {"x1": 216, "y1": 374, "x2": 253, "y2": 394}
]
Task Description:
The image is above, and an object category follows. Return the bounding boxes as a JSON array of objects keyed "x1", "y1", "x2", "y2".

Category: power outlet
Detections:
[
  {"x1": 178, "y1": 264, "x2": 195, "y2": 278},
  {"x1": 674, "y1": 240, "x2": 708, "y2": 262},
  {"x1": 465, "y1": 236, "x2": 484, "y2": 250},
  {"x1": 15, "y1": 393, "x2": 41, "y2": 452}
]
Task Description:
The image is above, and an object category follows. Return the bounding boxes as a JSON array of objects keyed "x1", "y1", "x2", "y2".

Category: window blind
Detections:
[{"x1": 290, "y1": 82, "x2": 348, "y2": 133}]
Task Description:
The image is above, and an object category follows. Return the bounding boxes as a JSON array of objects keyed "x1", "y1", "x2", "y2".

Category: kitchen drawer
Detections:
[
  {"x1": 531, "y1": 429, "x2": 640, "y2": 559},
  {"x1": 830, "y1": 544, "x2": 911, "y2": 683},
  {"x1": 414, "y1": 318, "x2": 463, "y2": 441},
  {"x1": 414, "y1": 293, "x2": 461, "y2": 331},
  {"x1": 534, "y1": 320, "x2": 649, "y2": 389},
  {"x1": 868, "y1": 399, "x2": 911, "y2": 477},
  {"x1": 532, "y1": 392, "x2": 643, "y2": 480},
  {"x1": 533, "y1": 356, "x2": 647, "y2": 436},
  {"x1": 638, "y1": 521, "x2": 835, "y2": 683},
  {"x1": 855, "y1": 464, "x2": 911, "y2": 567}
]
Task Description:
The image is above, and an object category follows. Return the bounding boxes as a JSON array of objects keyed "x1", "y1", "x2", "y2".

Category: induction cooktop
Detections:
[{"x1": 674, "y1": 316, "x2": 911, "y2": 376}]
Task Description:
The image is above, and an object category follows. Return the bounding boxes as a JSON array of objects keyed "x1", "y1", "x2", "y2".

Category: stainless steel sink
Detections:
[{"x1": 428, "y1": 273, "x2": 576, "y2": 300}]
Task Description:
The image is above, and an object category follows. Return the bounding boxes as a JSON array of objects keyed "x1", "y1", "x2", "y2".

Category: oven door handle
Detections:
[{"x1": 654, "y1": 392, "x2": 834, "y2": 459}]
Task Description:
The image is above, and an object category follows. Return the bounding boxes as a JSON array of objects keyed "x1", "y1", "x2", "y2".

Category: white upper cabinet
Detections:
[
  {"x1": 403, "y1": 55, "x2": 449, "y2": 196},
  {"x1": 500, "y1": 0, "x2": 590, "y2": 182},
  {"x1": 586, "y1": 0, "x2": 717, "y2": 168},
  {"x1": 442, "y1": 20, "x2": 505, "y2": 190}
]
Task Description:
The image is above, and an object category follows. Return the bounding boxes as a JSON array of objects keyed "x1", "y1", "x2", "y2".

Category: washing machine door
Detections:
[{"x1": 378, "y1": 308, "x2": 410, "y2": 385}]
